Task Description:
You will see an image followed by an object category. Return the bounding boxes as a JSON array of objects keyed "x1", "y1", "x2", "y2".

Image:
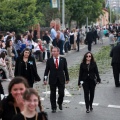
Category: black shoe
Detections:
[
  {"x1": 86, "y1": 109, "x2": 90, "y2": 113},
  {"x1": 58, "y1": 104, "x2": 62, "y2": 110},
  {"x1": 116, "y1": 84, "x2": 120, "y2": 87},
  {"x1": 90, "y1": 107, "x2": 93, "y2": 111},
  {"x1": 52, "y1": 109, "x2": 56, "y2": 113}
]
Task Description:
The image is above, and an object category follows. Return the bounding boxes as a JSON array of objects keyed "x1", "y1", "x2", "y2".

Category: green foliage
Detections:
[
  {"x1": 66, "y1": 0, "x2": 104, "y2": 27},
  {"x1": 0, "y1": 0, "x2": 44, "y2": 32}
]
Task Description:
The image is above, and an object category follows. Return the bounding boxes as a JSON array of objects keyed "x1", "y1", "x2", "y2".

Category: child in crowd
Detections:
[{"x1": 12, "y1": 88, "x2": 48, "y2": 120}]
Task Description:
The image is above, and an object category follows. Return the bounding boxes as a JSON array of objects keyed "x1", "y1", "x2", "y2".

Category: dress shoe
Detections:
[
  {"x1": 90, "y1": 107, "x2": 93, "y2": 111},
  {"x1": 116, "y1": 84, "x2": 120, "y2": 87},
  {"x1": 58, "y1": 104, "x2": 62, "y2": 110},
  {"x1": 86, "y1": 109, "x2": 90, "y2": 113},
  {"x1": 52, "y1": 109, "x2": 56, "y2": 113}
]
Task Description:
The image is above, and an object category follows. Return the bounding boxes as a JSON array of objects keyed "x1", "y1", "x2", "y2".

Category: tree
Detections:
[
  {"x1": 66, "y1": 0, "x2": 104, "y2": 27},
  {"x1": 0, "y1": 0, "x2": 44, "y2": 32}
]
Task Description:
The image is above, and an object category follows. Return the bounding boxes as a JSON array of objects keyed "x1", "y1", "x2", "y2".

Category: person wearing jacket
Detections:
[
  {"x1": 43, "y1": 47, "x2": 69, "y2": 113},
  {"x1": 78, "y1": 52, "x2": 101, "y2": 113},
  {"x1": 0, "y1": 77, "x2": 29, "y2": 120},
  {"x1": 110, "y1": 42, "x2": 120, "y2": 87},
  {"x1": 14, "y1": 48, "x2": 41, "y2": 87}
]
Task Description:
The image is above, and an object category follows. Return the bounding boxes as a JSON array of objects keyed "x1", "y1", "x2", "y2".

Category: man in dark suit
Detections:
[
  {"x1": 43, "y1": 47, "x2": 69, "y2": 113},
  {"x1": 76, "y1": 29, "x2": 80, "y2": 52},
  {"x1": 86, "y1": 30, "x2": 94, "y2": 51},
  {"x1": 110, "y1": 42, "x2": 120, "y2": 87}
]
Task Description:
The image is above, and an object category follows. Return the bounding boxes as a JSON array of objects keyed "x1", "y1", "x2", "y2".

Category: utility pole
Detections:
[
  {"x1": 62, "y1": 0, "x2": 65, "y2": 29},
  {"x1": 58, "y1": 0, "x2": 60, "y2": 12}
]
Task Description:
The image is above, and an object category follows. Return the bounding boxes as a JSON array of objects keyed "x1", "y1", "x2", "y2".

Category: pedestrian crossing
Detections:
[{"x1": 1, "y1": 94, "x2": 120, "y2": 109}]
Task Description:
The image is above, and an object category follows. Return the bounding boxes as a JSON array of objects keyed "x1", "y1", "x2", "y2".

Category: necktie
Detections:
[{"x1": 55, "y1": 58, "x2": 58, "y2": 69}]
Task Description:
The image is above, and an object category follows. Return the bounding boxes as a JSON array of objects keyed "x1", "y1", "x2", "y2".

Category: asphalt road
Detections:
[{"x1": 2, "y1": 38, "x2": 120, "y2": 120}]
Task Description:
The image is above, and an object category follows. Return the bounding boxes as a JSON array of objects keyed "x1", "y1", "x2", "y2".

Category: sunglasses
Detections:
[{"x1": 86, "y1": 55, "x2": 91, "y2": 58}]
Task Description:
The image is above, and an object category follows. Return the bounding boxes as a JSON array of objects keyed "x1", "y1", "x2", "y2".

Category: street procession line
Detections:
[
  {"x1": 79, "y1": 102, "x2": 99, "y2": 106},
  {"x1": 108, "y1": 105, "x2": 120, "y2": 109},
  {"x1": 42, "y1": 88, "x2": 72, "y2": 97}
]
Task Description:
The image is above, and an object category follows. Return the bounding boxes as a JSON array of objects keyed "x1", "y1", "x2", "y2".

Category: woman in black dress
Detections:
[
  {"x1": 78, "y1": 52, "x2": 101, "y2": 113},
  {"x1": 12, "y1": 88, "x2": 48, "y2": 120},
  {"x1": 14, "y1": 48, "x2": 41, "y2": 87}
]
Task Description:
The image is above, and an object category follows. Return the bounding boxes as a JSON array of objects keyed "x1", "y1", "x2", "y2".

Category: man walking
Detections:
[
  {"x1": 110, "y1": 42, "x2": 120, "y2": 87},
  {"x1": 85, "y1": 30, "x2": 94, "y2": 52},
  {"x1": 43, "y1": 47, "x2": 69, "y2": 113}
]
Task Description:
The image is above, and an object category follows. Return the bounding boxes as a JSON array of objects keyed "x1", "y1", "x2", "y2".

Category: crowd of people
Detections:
[{"x1": 0, "y1": 23, "x2": 120, "y2": 120}]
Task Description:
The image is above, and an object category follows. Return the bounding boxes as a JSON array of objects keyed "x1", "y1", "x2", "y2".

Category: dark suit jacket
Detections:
[
  {"x1": 14, "y1": 56, "x2": 41, "y2": 85},
  {"x1": 44, "y1": 57, "x2": 69, "y2": 85},
  {"x1": 86, "y1": 31, "x2": 94, "y2": 43},
  {"x1": 110, "y1": 44, "x2": 120, "y2": 66},
  {"x1": 78, "y1": 62, "x2": 101, "y2": 85}
]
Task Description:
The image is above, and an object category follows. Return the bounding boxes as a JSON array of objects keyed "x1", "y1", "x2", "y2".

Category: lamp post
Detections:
[{"x1": 62, "y1": 0, "x2": 65, "y2": 29}]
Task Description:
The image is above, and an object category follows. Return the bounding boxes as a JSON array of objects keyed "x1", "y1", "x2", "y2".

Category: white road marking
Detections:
[
  {"x1": 79, "y1": 102, "x2": 99, "y2": 106},
  {"x1": 63, "y1": 100, "x2": 71, "y2": 103},
  {"x1": 108, "y1": 105, "x2": 120, "y2": 109},
  {"x1": 40, "y1": 97, "x2": 45, "y2": 101},
  {"x1": 42, "y1": 88, "x2": 72, "y2": 97}
]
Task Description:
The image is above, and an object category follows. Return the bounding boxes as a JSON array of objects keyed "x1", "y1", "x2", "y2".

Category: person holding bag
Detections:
[
  {"x1": 78, "y1": 52, "x2": 101, "y2": 113},
  {"x1": 12, "y1": 88, "x2": 48, "y2": 120}
]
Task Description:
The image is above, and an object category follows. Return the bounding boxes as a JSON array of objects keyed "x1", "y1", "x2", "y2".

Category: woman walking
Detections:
[
  {"x1": 14, "y1": 48, "x2": 41, "y2": 87},
  {"x1": 78, "y1": 52, "x2": 101, "y2": 113}
]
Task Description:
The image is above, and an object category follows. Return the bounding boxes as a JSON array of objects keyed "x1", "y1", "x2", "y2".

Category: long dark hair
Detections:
[
  {"x1": 82, "y1": 52, "x2": 95, "y2": 64},
  {"x1": 8, "y1": 76, "x2": 29, "y2": 94},
  {"x1": 0, "y1": 52, "x2": 6, "y2": 59},
  {"x1": 23, "y1": 88, "x2": 43, "y2": 112},
  {"x1": 21, "y1": 48, "x2": 31, "y2": 58},
  {"x1": 7, "y1": 76, "x2": 29, "y2": 103},
  {"x1": 5, "y1": 39, "x2": 11, "y2": 49},
  {"x1": 15, "y1": 34, "x2": 21, "y2": 44}
]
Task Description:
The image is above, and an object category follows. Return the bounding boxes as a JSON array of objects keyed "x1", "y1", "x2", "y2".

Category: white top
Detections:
[
  {"x1": 53, "y1": 56, "x2": 60, "y2": 66},
  {"x1": 109, "y1": 33, "x2": 115, "y2": 45},
  {"x1": 0, "y1": 58, "x2": 6, "y2": 66},
  {"x1": 32, "y1": 41, "x2": 40, "y2": 52}
]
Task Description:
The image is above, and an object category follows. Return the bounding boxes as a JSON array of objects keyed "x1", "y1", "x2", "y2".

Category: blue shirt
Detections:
[
  {"x1": 14, "y1": 40, "x2": 22, "y2": 50},
  {"x1": 51, "y1": 28, "x2": 57, "y2": 40},
  {"x1": 27, "y1": 40, "x2": 32, "y2": 50},
  {"x1": 60, "y1": 32, "x2": 65, "y2": 41}
]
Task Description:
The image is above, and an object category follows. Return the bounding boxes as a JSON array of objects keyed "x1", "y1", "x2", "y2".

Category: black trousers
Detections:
[
  {"x1": 50, "y1": 78, "x2": 65, "y2": 110},
  {"x1": 82, "y1": 81, "x2": 96, "y2": 109},
  {"x1": 76, "y1": 40, "x2": 80, "y2": 51},
  {"x1": 88, "y1": 43, "x2": 92, "y2": 51},
  {"x1": 43, "y1": 51, "x2": 50, "y2": 60},
  {"x1": 112, "y1": 64, "x2": 120, "y2": 86},
  {"x1": 34, "y1": 50, "x2": 43, "y2": 62}
]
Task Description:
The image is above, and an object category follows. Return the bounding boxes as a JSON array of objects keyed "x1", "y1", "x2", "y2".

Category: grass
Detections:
[{"x1": 68, "y1": 46, "x2": 111, "y2": 80}]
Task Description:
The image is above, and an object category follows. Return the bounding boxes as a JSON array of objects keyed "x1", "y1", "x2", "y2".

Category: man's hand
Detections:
[
  {"x1": 66, "y1": 81, "x2": 69, "y2": 84},
  {"x1": 44, "y1": 81, "x2": 48, "y2": 85}
]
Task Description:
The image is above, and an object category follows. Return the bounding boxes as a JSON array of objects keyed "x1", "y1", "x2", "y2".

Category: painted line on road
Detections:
[
  {"x1": 42, "y1": 88, "x2": 72, "y2": 97},
  {"x1": 108, "y1": 105, "x2": 120, "y2": 109},
  {"x1": 79, "y1": 102, "x2": 99, "y2": 106},
  {"x1": 63, "y1": 100, "x2": 71, "y2": 103}
]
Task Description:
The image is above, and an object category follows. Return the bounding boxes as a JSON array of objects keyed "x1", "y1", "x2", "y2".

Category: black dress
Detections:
[
  {"x1": 70, "y1": 33, "x2": 74, "y2": 44},
  {"x1": 0, "y1": 95, "x2": 20, "y2": 120},
  {"x1": 12, "y1": 112, "x2": 48, "y2": 120},
  {"x1": 14, "y1": 56, "x2": 41, "y2": 87}
]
